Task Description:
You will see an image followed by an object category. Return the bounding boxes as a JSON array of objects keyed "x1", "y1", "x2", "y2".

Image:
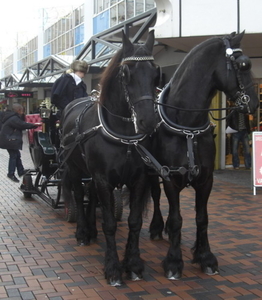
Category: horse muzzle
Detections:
[{"x1": 130, "y1": 95, "x2": 157, "y2": 134}]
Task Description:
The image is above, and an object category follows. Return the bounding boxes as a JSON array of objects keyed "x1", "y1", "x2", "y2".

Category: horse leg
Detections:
[
  {"x1": 84, "y1": 180, "x2": 98, "y2": 243},
  {"x1": 122, "y1": 178, "x2": 151, "y2": 280},
  {"x1": 192, "y1": 176, "x2": 219, "y2": 275},
  {"x1": 162, "y1": 181, "x2": 184, "y2": 280},
  {"x1": 73, "y1": 176, "x2": 89, "y2": 245},
  {"x1": 149, "y1": 176, "x2": 164, "y2": 240},
  {"x1": 96, "y1": 180, "x2": 122, "y2": 286},
  {"x1": 63, "y1": 165, "x2": 97, "y2": 245}
]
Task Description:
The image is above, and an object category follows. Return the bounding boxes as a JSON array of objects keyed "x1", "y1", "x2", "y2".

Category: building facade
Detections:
[{"x1": 0, "y1": 0, "x2": 261, "y2": 169}]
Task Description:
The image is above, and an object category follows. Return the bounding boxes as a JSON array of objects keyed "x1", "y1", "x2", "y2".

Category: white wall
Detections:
[
  {"x1": 251, "y1": 58, "x2": 262, "y2": 78},
  {"x1": 84, "y1": 0, "x2": 94, "y2": 43},
  {"x1": 181, "y1": 0, "x2": 237, "y2": 36},
  {"x1": 154, "y1": 0, "x2": 262, "y2": 38},
  {"x1": 240, "y1": 0, "x2": 262, "y2": 33}
]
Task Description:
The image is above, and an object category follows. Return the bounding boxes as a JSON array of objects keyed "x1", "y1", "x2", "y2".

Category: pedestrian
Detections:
[
  {"x1": 0, "y1": 105, "x2": 8, "y2": 131},
  {"x1": 51, "y1": 60, "x2": 89, "y2": 114},
  {"x1": 0, "y1": 103, "x2": 39, "y2": 182},
  {"x1": 227, "y1": 110, "x2": 251, "y2": 170}
]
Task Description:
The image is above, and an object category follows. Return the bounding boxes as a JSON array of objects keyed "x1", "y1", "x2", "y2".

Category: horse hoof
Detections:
[
  {"x1": 150, "y1": 233, "x2": 163, "y2": 241},
  {"x1": 77, "y1": 240, "x2": 86, "y2": 246},
  {"x1": 131, "y1": 272, "x2": 143, "y2": 281},
  {"x1": 166, "y1": 270, "x2": 181, "y2": 280},
  {"x1": 205, "y1": 267, "x2": 219, "y2": 276},
  {"x1": 109, "y1": 279, "x2": 122, "y2": 286}
]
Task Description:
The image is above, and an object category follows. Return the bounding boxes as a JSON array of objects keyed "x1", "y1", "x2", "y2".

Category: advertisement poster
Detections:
[{"x1": 252, "y1": 132, "x2": 262, "y2": 195}]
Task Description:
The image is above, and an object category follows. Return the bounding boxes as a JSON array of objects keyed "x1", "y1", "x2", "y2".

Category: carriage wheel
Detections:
[
  {"x1": 22, "y1": 174, "x2": 33, "y2": 199},
  {"x1": 113, "y1": 188, "x2": 124, "y2": 221},
  {"x1": 36, "y1": 172, "x2": 61, "y2": 208},
  {"x1": 64, "y1": 194, "x2": 77, "y2": 223}
]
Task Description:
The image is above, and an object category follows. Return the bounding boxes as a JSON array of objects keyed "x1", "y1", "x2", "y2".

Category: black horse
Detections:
[
  {"x1": 150, "y1": 32, "x2": 259, "y2": 279},
  {"x1": 60, "y1": 31, "x2": 159, "y2": 286}
]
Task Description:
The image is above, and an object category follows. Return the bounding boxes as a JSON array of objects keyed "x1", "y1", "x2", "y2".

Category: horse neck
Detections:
[{"x1": 168, "y1": 49, "x2": 219, "y2": 127}]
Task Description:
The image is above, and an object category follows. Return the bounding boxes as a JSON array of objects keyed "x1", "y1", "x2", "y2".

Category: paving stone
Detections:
[{"x1": 0, "y1": 134, "x2": 262, "y2": 299}]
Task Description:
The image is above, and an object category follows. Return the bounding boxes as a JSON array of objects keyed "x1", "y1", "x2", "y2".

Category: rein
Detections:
[{"x1": 156, "y1": 95, "x2": 240, "y2": 122}]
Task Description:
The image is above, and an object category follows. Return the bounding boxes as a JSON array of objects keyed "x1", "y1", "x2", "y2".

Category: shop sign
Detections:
[
  {"x1": 252, "y1": 131, "x2": 262, "y2": 195},
  {"x1": 4, "y1": 91, "x2": 33, "y2": 98}
]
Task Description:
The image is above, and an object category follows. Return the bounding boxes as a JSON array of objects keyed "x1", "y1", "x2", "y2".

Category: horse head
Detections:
[
  {"x1": 117, "y1": 30, "x2": 159, "y2": 134},
  {"x1": 99, "y1": 31, "x2": 159, "y2": 135},
  {"x1": 214, "y1": 31, "x2": 259, "y2": 114}
]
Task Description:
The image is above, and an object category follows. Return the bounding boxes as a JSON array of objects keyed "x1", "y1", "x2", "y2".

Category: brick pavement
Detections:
[{"x1": 0, "y1": 134, "x2": 262, "y2": 300}]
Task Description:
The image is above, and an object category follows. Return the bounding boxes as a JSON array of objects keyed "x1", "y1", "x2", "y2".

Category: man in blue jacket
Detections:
[{"x1": 0, "y1": 103, "x2": 39, "y2": 182}]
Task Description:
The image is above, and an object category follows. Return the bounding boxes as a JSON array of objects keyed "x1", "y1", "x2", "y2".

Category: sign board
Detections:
[
  {"x1": 252, "y1": 131, "x2": 262, "y2": 195},
  {"x1": 4, "y1": 91, "x2": 33, "y2": 98}
]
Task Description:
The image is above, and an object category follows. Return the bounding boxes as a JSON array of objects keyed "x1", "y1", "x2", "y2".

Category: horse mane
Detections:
[
  {"x1": 99, "y1": 48, "x2": 123, "y2": 103},
  {"x1": 172, "y1": 37, "x2": 218, "y2": 79},
  {"x1": 173, "y1": 35, "x2": 233, "y2": 81},
  {"x1": 184, "y1": 32, "x2": 242, "y2": 64}
]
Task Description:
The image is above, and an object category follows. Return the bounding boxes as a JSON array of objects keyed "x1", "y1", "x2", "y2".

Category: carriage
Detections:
[{"x1": 19, "y1": 97, "x2": 125, "y2": 222}]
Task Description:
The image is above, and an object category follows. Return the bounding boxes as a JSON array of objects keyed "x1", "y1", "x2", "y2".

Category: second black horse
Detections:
[{"x1": 150, "y1": 31, "x2": 259, "y2": 279}]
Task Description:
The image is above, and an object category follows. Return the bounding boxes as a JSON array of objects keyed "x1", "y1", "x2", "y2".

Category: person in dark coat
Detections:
[
  {"x1": 0, "y1": 103, "x2": 39, "y2": 182},
  {"x1": 227, "y1": 110, "x2": 251, "y2": 170},
  {"x1": 51, "y1": 60, "x2": 89, "y2": 112},
  {"x1": 0, "y1": 105, "x2": 8, "y2": 131}
]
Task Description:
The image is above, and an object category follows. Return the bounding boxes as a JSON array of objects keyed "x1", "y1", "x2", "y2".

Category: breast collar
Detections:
[
  {"x1": 157, "y1": 84, "x2": 212, "y2": 138},
  {"x1": 97, "y1": 103, "x2": 147, "y2": 144}
]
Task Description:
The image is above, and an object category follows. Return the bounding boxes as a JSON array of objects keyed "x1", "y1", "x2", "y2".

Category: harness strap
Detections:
[
  {"x1": 134, "y1": 143, "x2": 170, "y2": 181},
  {"x1": 186, "y1": 135, "x2": 200, "y2": 183},
  {"x1": 59, "y1": 100, "x2": 98, "y2": 168},
  {"x1": 58, "y1": 126, "x2": 101, "y2": 171},
  {"x1": 120, "y1": 144, "x2": 132, "y2": 186}
]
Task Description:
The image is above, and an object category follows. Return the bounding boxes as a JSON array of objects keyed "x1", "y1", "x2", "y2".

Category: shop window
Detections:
[
  {"x1": 110, "y1": 5, "x2": 117, "y2": 27},
  {"x1": 118, "y1": 2, "x2": 125, "y2": 22},
  {"x1": 135, "y1": 0, "x2": 144, "y2": 15},
  {"x1": 44, "y1": 44, "x2": 51, "y2": 58},
  {"x1": 127, "y1": 0, "x2": 134, "y2": 19},
  {"x1": 74, "y1": 44, "x2": 84, "y2": 56},
  {"x1": 145, "y1": 0, "x2": 154, "y2": 10},
  {"x1": 75, "y1": 24, "x2": 84, "y2": 45},
  {"x1": 74, "y1": 8, "x2": 80, "y2": 26},
  {"x1": 93, "y1": 11, "x2": 109, "y2": 34}
]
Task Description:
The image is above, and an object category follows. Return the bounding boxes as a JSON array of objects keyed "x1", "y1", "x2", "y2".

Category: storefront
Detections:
[
  {"x1": 3, "y1": 90, "x2": 36, "y2": 114},
  {"x1": 225, "y1": 83, "x2": 262, "y2": 168}
]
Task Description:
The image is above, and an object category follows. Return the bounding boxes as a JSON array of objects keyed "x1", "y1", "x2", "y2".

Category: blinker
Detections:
[
  {"x1": 121, "y1": 64, "x2": 130, "y2": 85},
  {"x1": 236, "y1": 55, "x2": 252, "y2": 71}
]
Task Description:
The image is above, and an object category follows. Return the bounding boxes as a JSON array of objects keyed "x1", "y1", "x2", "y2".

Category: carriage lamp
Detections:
[{"x1": 40, "y1": 105, "x2": 51, "y2": 119}]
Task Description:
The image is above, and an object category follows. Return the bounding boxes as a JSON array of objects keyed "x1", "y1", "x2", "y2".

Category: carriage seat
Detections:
[{"x1": 25, "y1": 114, "x2": 43, "y2": 145}]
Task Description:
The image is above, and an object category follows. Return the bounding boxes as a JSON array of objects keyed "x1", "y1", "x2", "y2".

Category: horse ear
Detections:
[
  {"x1": 230, "y1": 31, "x2": 245, "y2": 47},
  {"x1": 145, "y1": 30, "x2": 155, "y2": 53},
  {"x1": 122, "y1": 30, "x2": 134, "y2": 57}
]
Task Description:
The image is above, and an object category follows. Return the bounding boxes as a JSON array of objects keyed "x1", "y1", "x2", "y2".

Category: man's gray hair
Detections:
[{"x1": 12, "y1": 103, "x2": 24, "y2": 113}]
